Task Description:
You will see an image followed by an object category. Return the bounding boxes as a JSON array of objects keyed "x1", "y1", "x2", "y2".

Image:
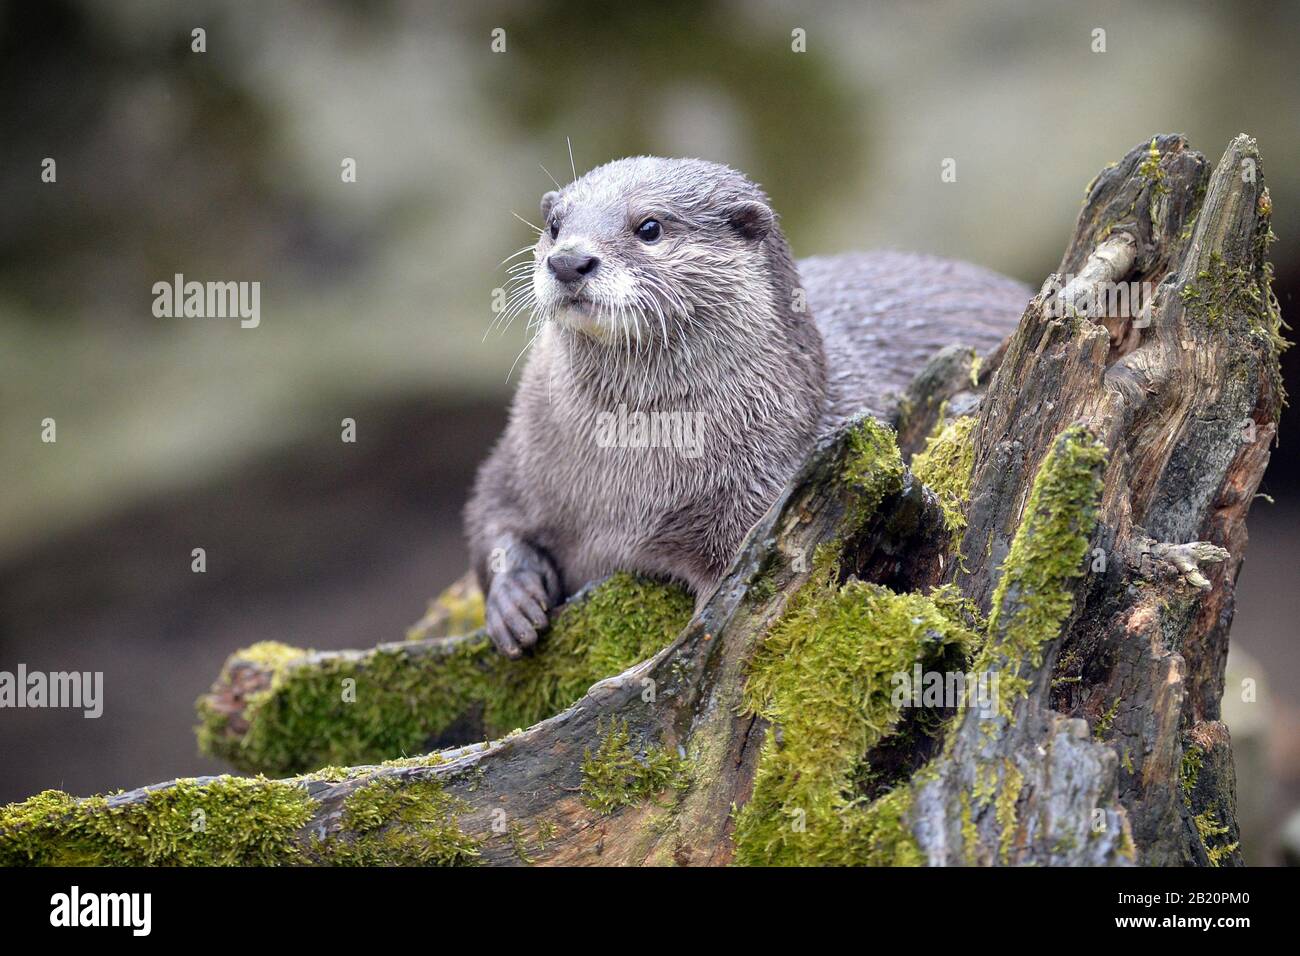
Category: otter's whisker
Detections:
[
  {"x1": 498, "y1": 296, "x2": 536, "y2": 336},
  {"x1": 539, "y1": 162, "x2": 562, "y2": 190},
  {"x1": 493, "y1": 283, "x2": 538, "y2": 336},
  {"x1": 486, "y1": 281, "x2": 536, "y2": 336},
  {"x1": 506, "y1": 321, "x2": 545, "y2": 383},
  {"x1": 510, "y1": 211, "x2": 544, "y2": 234},
  {"x1": 498, "y1": 244, "x2": 536, "y2": 268}
]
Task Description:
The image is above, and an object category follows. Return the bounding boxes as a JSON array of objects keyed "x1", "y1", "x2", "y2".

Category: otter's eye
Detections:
[
  {"x1": 635, "y1": 219, "x2": 662, "y2": 244},
  {"x1": 548, "y1": 219, "x2": 560, "y2": 240}
]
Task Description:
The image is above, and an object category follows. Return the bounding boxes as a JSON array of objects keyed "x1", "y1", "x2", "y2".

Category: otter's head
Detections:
[{"x1": 525, "y1": 157, "x2": 798, "y2": 346}]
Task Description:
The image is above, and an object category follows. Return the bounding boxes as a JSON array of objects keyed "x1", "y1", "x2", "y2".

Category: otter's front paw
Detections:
[{"x1": 485, "y1": 550, "x2": 562, "y2": 659}]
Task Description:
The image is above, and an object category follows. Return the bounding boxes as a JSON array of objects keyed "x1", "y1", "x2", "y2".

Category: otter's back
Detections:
[{"x1": 800, "y1": 250, "x2": 1030, "y2": 426}]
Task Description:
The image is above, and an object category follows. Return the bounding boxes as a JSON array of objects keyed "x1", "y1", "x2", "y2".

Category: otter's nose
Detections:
[{"x1": 547, "y1": 253, "x2": 599, "y2": 285}]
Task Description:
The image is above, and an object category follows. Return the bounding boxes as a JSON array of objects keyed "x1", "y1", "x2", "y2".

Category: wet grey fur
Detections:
[{"x1": 465, "y1": 157, "x2": 1029, "y2": 656}]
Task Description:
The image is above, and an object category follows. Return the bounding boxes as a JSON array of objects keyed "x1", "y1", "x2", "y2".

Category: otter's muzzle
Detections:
[{"x1": 547, "y1": 253, "x2": 600, "y2": 286}]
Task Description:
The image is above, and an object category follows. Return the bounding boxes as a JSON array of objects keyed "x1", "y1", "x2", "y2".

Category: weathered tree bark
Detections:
[{"x1": 1, "y1": 135, "x2": 1282, "y2": 867}]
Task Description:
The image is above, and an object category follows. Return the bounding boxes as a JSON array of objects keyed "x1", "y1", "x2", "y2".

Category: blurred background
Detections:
[{"x1": 1, "y1": 0, "x2": 1298, "y2": 862}]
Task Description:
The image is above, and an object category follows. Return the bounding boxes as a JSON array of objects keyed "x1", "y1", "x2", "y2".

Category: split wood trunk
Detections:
[{"x1": 3, "y1": 134, "x2": 1282, "y2": 867}]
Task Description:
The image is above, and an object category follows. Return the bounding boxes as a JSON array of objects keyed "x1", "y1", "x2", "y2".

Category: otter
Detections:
[{"x1": 465, "y1": 157, "x2": 1029, "y2": 657}]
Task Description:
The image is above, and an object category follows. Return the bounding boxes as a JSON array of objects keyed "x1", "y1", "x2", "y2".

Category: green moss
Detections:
[
  {"x1": 733, "y1": 568, "x2": 978, "y2": 866},
  {"x1": 506, "y1": 821, "x2": 536, "y2": 863},
  {"x1": 1180, "y1": 250, "x2": 1289, "y2": 364},
  {"x1": 911, "y1": 415, "x2": 977, "y2": 533},
  {"x1": 841, "y1": 418, "x2": 906, "y2": 528},
  {"x1": 300, "y1": 765, "x2": 365, "y2": 782},
  {"x1": 1179, "y1": 745, "x2": 1203, "y2": 803},
  {"x1": 1180, "y1": 252, "x2": 1259, "y2": 331},
  {"x1": 730, "y1": 424, "x2": 973, "y2": 865},
  {"x1": 0, "y1": 776, "x2": 314, "y2": 866},
  {"x1": 238, "y1": 640, "x2": 311, "y2": 669},
  {"x1": 536, "y1": 820, "x2": 557, "y2": 849},
  {"x1": 972, "y1": 760, "x2": 997, "y2": 807},
  {"x1": 198, "y1": 573, "x2": 693, "y2": 775},
  {"x1": 850, "y1": 785, "x2": 926, "y2": 866},
  {"x1": 995, "y1": 759, "x2": 1023, "y2": 863},
  {"x1": 959, "y1": 791, "x2": 978, "y2": 864},
  {"x1": 1192, "y1": 810, "x2": 1238, "y2": 867},
  {"x1": 2, "y1": 772, "x2": 482, "y2": 868},
  {"x1": 1093, "y1": 697, "x2": 1120, "y2": 740},
  {"x1": 1180, "y1": 743, "x2": 1238, "y2": 865},
  {"x1": 1137, "y1": 137, "x2": 1169, "y2": 196},
  {"x1": 980, "y1": 427, "x2": 1106, "y2": 718},
  {"x1": 579, "y1": 719, "x2": 690, "y2": 814},
  {"x1": 929, "y1": 582, "x2": 987, "y2": 636},
  {"x1": 314, "y1": 776, "x2": 479, "y2": 866},
  {"x1": 1118, "y1": 826, "x2": 1137, "y2": 861}
]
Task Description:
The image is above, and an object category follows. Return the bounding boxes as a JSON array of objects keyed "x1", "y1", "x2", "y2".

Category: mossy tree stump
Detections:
[{"x1": 1, "y1": 135, "x2": 1282, "y2": 866}]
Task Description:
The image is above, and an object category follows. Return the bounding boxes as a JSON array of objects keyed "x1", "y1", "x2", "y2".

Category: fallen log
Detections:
[{"x1": 0, "y1": 134, "x2": 1283, "y2": 866}]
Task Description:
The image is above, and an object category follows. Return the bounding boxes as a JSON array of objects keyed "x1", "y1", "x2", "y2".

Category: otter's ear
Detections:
[
  {"x1": 541, "y1": 190, "x2": 560, "y2": 221},
  {"x1": 724, "y1": 200, "x2": 775, "y2": 242}
]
